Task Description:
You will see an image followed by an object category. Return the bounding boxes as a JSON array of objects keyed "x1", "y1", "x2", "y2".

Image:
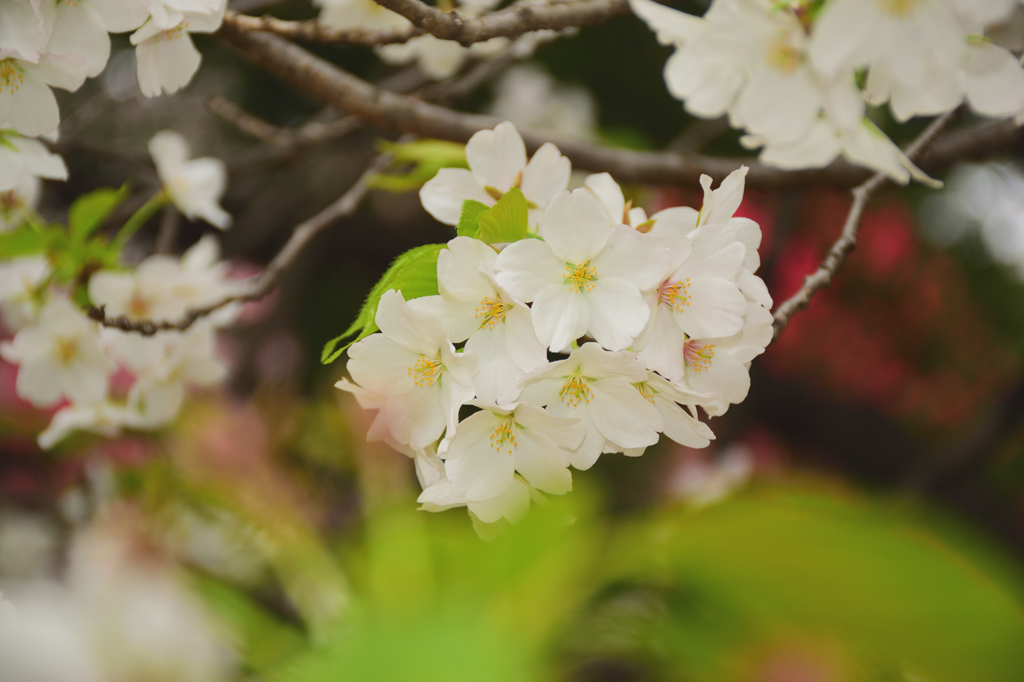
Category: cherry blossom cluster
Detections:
[
  {"x1": 0, "y1": 0, "x2": 225, "y2": 226},
  {"x1": 630, "y1": 0, "x2": 1024, "y2": 183},
  {"x1": 337, "y1": 123, "x2": 773, "y2": 527},
  {"x1": 0, "y1": 131, "x2": 235, "y2": 450},
  {"x1": 316, "y1": 0, "x2": 566, "y2": 80}
]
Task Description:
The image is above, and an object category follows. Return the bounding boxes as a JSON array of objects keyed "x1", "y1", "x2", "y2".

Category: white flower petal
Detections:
[
  {"x1": 466, "y1": 121, "x2": 527, "y2": 193},
  {"x1": 420, "y1": 168, "x2": 492, "y2": 226}
]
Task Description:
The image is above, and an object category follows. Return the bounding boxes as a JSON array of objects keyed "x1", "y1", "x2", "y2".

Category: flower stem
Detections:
[{"x1": 112, "y1": 190, "x2": 169, "y2": 252}]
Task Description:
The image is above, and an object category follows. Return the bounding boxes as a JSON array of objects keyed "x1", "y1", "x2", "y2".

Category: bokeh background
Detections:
[{"x1": 4, "y1": 1, "x2": 1024, "y2": 680}]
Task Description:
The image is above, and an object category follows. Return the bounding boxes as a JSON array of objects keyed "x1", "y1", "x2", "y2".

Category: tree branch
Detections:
[
  {"x1": 87, "y1": 151, "x2": 398, "y2": 336},
  {"x1": 217, "y1": 25, "x2": 1024, "y2": 190},
  {"x1": 224, "y1": 0, "x2": 626, "y2": 47},
  {"x1": 372, "y1": 0, "x2": 627, "y2": 45},
  {"x1": 770, "y1": 108, "x2": 962, "y2": 339},
  {"x1": 223, "y1": 10, "x2": 422, "y2": 47}
]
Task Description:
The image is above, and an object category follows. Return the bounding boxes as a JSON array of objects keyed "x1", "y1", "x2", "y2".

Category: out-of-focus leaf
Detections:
[
  {"x1": 0, "y1": 228, "x2": 50, "y2": 258},
  {"x1": 456, "y1": 199, "x2": 489, "y2": 239},
  {"x1": 68, "y1": 185, "x2": 129, "y2": 242},
  {"x1": 321, "y1": 243, "x2": 444, "y2": 364},
  {"x1": 607, "y1": 487, "x2": 1024, "y2": 682},
  {"x1": 192, "y1": 575, "x2": 305, "y2": 681},
  {"x1": 478, "y1": 188, "x2": 528, "y2": 245},
  {"x1": 368, "y1": 139, "x2": 468, "y2": 193}
]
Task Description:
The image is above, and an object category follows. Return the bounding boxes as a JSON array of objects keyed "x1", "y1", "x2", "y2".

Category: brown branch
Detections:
[
  {"x1": 214, "y1": 24, "x2": 843, "y2": 189},
  {"x1": 217, "y1": 25, "x2": 1024, "y2": 190},
  {"x1": 224, "y1": 11, "x2": 422, "y2": 47},
  {"x1": 372, "y1": 0, "x2": 626, "y2": 45},
  {"x1": 87, "y1": 151, "x2": 398, "y2": 336},
  {"x1": 224, "y1": 0, "x2": 625, "y2": 47},
  {"x1": 208, "y1": 95, "x2": 362, "y2": 148},
  {"x1": 770, "y1": 108, "x2": 963, "y2": 339}
]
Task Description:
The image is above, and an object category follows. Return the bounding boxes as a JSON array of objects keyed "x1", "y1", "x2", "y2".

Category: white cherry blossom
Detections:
[
  {"x1": 676, "y1": 300, "x2": 773, "y2": 417},
  {"x1": 810, "y1": 0, "x2": 1024, "y2": 121},
  {"x1": 38, "y1": 401, "x2": 132, "y2": 450},
  {"x1": 122, "y1": 325, "x2": 228, "y2": 429},
  {"x1": 0, "y1": 255, "x2": 49, "y2": 330},
  {"x1": 409, "y1": 236, "x2": 546, "y2": 404},
  {"x1": 495, "y1": 188, "x2": 670, "y2": 352},
  {"x1": 647, "y1": 167, "x2": 773, "y2": 308},
  {"x1": 440, "y1": 401, "x2": 584, "y2": 502},
  {"x1": 634, "y1": 223, "x2": 747, "y2": 378},
  {"x1": 420, "y1": 121, "x2": 570, "y2": 230},
  {"x1": 131, "y1": 1, "x2": 226, "y2": 98},
  {"x1": 418, "y1": 470, "x2": 534, "y2": 525},
  {"x1": 338, "y1": 290, "x2": 478, "y2": 452},
  {"x1": 0, "y1": 134, "x2": 67, "y2": 216},
  {"x1": 89, "y1": 235, "x2": 235, "y2": 324},
  {"x1": 1, "y1": 297, "x2": 114, "y2": 409},
  {"x1": 149, "y1": 130, "x2": 232, "y2": 229},
  {"x1": 606, "y1": 371, "x2": 715, "y2": 457},
  {"x1": 519, "y1": 343, "x2": 661, "y2": 470}
]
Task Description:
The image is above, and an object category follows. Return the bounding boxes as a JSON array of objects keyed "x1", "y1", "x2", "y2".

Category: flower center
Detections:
[
  {"x1": 634, "y1": 381, "x2": 656, "y2": 404},
  {"x1": 489, "y1": 415, "x2": 518, "y2": 454},
  {"x1": 0, "y1": 60, "x2": 24, "y2": 94},
  {"x1": 128, "y1": 293, "x2": 151, "y2": 318},
  {"x1": 766, "y1": 36, "x2": 801, "y2": 74},
  {"x1": 55, "y1": 338, "x2": 79, "y2": 367},
  {"x1": 408, "y1": 353, "x2": 442, "y2": 387},
  {"x1": 878, "y1": 0, "x2": 917, "y2": 17},
  {"x1": 564, "y1": 261, "x2": 597, "y2": 293},
  {"x1": 683, "y1": 340, "x2": 715, "y2": 373},
  {"x1": 164, "y1": 23, "x2": 188, "y2": 40},
  {"x1": 475, "y1": 296, "x2": 507, "y2": 329},
  {"x1": 559, "y1": 371, "x2": 592, "y2": 408},
  {"x1": 659, "y1": 278, "x2": 691, "y2": 312}
]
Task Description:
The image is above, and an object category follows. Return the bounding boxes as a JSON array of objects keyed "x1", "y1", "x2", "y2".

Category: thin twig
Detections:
[
  {"x1": 87, "y1": 151, "x2": 398, "y2": 335},
  {"x1": 218, "y1": 24, "x2": 1024, "y2": 190},
  {"x1": 224, "y1": 11, "x2": 422, "y2": 46},
  {"x1": 224, "y1": 0, "x2": 625, "y2": 47},
  {"x1": 770, "y1": 108, "x2": 963, "y2": 339},
  {"x1": 154, "y1": 205, "x2": 180, "y2": 255},
  {"x1": 208, "y1": 95, "x2": 363, "y2": 148}
]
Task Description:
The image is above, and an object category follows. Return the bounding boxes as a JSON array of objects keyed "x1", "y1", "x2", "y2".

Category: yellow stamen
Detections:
[
  {"x1": 55, "y1": 338, "x2": 79, "y2": 366},
  {"x1": 634, "y1": 381, "x2": 656, "y2": 404},
  {"x1": 408, "y1": 353, "x2": 442, "y2": 387},
  {"x1": 659, "y1": 278, "x2": 691, "y2": 312},
  {"x1": 684, "y1": 340, "x2": 715, "y2": 374},
  {"x1": 0, "y1": 60, "x2": 24, "y2": 95},
  {"x1": 559, "y1": 371, "x2": 592, "y2": 408},
  {"x1": 878, "y1": 0, "x2": 917, "y2": 17},
  {"x1": 474, "y1": 296, "x2": 508, "y2": 329},
  {"x1": 766, "y1": 36, "x2": 801, "y2": 74},
  {"x1": 489, "y1": 416, "x2": 518, "y2": 455},
  {"x1": 564, "y1": 261, "x2": 597, "y2": 293}
]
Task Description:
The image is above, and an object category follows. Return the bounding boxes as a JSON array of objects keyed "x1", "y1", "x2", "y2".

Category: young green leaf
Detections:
[
  {"x1": 477, "y1": 187, "x2": 528, "y2": 245},
  {"x1": 0, "y1": 228, "x2": 50, "y2": 259},
  {"x1": 68, "y1": 185, "x2": 130, "y2": 242},
  {"x1": 368, "y1": 139, "x2": 469, "y2": 193},
  {"x1": 321, "y1": 243, "x2": 445, "y2": 364},
  {"x1": 456, "y1": 199, "x2": 489, "y2": 239}
]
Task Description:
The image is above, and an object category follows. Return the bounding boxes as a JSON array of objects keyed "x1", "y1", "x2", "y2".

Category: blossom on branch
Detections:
[
  {"x1": 149, "y1": 131, "x2": 232, "y2": 230},
  {"x1": 420, "y1": 121, "x2": 570, "y2": 230}
]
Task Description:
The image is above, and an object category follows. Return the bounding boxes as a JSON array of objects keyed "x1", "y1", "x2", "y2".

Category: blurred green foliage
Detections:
[{"x1": 181, "y1": 470, "x2": 1024, "y2": 682}]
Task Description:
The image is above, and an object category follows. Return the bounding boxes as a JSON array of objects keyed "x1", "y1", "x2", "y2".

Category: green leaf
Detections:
[
  {"x1": 68, "y1": 185, "x2": 130, "y2": 242},
  {"x1": 456, "y1": 199, "x2": 489, "y2": 239},
  {"x1": 0, "y1": 228, "x2": 50, "y2": 259},
  {"x1": 192, "y1": 575, "x2": 306, "y2": 681},
  {"x1": 321, "y1": 243, "x2": 445, "y2": 364},
  {"x1": 368, "y1": 139, "x2": 468, "y2": 194},
  {"x1": 477, "y1": 187, "x2": 528, "y2": 245}
]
